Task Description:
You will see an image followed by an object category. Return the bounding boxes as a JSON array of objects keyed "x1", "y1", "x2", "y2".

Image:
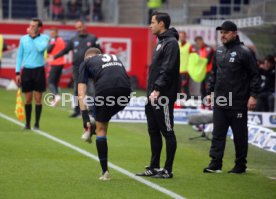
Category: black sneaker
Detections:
[
  {"x1": 228, "y1": 166, "x2": 246, "y2": 174},
  {"x1": 136, "y1": 166, "x2": 159, "y2": 177},
  {"x1": 33, "y1": 126, "x2": 39, "y2": 130},
  {"x1": 33, "y1": 123, "x2": 39, "y2": 130},
  {"x1": 23, "y1": 125, "x2": 31, "y2": 130},
  {"x1": 151, "y1": 169, "x2": 173, "y2": 179},
  {"x1": 69, "y1": 112, "x2": 80, "y2": 118},
  {"x1": 203, "y1": 166, "x2": 222, "y2": 173}
]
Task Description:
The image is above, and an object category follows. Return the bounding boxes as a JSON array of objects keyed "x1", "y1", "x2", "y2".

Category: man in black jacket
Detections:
[
  {"x1": 204, "y1": 21, "x2": 261, "y2": 174},
  {"x1": 49, "y1": 20, "x2": 101, "y2": 117},
  {"x1": 136, "y1": 12, "x2": 180, "y2": 179},
  {"x1": 255, "y1": 55, "x2": 275, "y2": 112}
]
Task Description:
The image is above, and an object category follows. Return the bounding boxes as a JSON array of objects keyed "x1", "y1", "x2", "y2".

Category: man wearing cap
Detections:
[{"x1": 203, "y1": 21, "x2": 260, "y2": 174}]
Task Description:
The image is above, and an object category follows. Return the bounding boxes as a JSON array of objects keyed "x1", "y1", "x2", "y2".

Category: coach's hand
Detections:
[
  {"x1": 16, "y1": 75, "x2": 21, "y2": 87},
  {"x1": 247, "y1": 96, "x2": 257, "y2": 110},
  {"x1": 149, "y1": 90, "x2": 160, "y2": 103}
]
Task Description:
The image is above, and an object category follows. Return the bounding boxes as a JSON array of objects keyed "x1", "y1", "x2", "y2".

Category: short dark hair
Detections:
[
  {"x1": 152, "y1": 12, "x2": 171, "y2": 30},
  {"x1": 32, "y1": 18, "x2": 43, "y2": 27}
]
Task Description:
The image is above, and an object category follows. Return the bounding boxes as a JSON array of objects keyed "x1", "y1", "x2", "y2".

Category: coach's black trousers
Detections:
[
  {"x1": 145, "y1": 99, "x2": 177, "y2": 173},
  {"x1": 72, "y1": 69, "x2": 80, "y2": 114},
  {"x1": 209, "y1": 107, "x2": 248, "y2": 169},
  {"x1": 48, "y1": 65, "x2": 63, "y2": 95}
]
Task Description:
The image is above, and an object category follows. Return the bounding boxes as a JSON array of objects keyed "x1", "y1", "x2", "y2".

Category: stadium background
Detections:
[{"x1": 0, "y1": 0, "x2": 275, "y2": 198}]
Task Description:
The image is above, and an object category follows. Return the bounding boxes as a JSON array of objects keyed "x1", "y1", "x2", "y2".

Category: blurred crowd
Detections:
[
  {"x1": 178, "y1": 31, "x2": 275, "y2": 112},
  {"x1": 255, "y1": 55, "x2": 275, "y2": 112},
  {"x1": 44, "y1": 0, "x2": 103, "y2": 22}
]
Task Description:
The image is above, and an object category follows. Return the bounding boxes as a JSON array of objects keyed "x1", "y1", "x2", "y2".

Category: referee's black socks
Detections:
[
  {"x1": 35, "y1": 104, "x2": 42, "y2": 128},
  {"x1": 25, "y1": 104, "x2": 32, "y2": 128},
  {"x1": 96, "y1": 136, "x2": 108, "y2": 173}
]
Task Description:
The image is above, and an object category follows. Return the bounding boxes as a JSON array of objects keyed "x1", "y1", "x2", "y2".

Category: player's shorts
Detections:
[
  {"x1": 21, "y1": 67, "x2": 46, "y2": 93},
  {"x1": 94, "y1": 88, "x2": 131, "y2": 122}
]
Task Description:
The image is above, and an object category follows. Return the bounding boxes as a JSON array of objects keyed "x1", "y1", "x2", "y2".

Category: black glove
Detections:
[{"x1": 81, "y1": 110, "x2": 91, "y2": 129}]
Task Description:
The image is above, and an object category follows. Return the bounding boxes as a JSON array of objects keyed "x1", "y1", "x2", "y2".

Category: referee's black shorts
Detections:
[
  {"x1": 94, "y1": 88, "x2": 131, "y2": 122},
  {"x1": 21, "y1": 67, "x2": 46, "y2": 93}
]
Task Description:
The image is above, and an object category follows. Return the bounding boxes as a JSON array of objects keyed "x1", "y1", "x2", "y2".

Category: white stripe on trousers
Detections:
[{"x1": 163, "y1": 104, "x2": 172, "y2": 132}]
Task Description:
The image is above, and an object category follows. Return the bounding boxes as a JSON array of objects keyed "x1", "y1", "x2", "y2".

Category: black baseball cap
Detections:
[{"x1": 216, "y1": 21, "x2": 237, "y2": 31}]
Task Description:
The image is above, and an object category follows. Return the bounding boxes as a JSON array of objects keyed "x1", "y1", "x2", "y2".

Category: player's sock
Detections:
[
  {"x1": 96, "y1": 136, "x2": 108, "y2": 173},
  {"x1": 34, "y1": 104, "x2": 42, "y2": 128},
  {"x1": 25, "y1": 104, "x2": 32, "y2": 127}
]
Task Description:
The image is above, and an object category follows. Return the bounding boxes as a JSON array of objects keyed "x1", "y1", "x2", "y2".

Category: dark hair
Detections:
[
  {"x1": 152, "y1": 11, "x2": 171, "y2": 30},
  {"x1": 32, "y1": 18, "x2": 43, "y2": 27},
  {"x1": 194, "y1": 36, "x2": 203, "y2": 42},
  {"x1": 265, "y1": 55, "x2": 275, "y2": 65}
]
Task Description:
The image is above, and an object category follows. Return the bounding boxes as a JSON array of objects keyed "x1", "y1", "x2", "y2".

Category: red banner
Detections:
[{"x1": 0, "y1": 22, "x2": 153, "y2": 89}]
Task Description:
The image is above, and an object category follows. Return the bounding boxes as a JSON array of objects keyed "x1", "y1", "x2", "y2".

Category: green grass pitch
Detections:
[{"x1": 0, "y1": 88, "x2": 275, "y2": 199}]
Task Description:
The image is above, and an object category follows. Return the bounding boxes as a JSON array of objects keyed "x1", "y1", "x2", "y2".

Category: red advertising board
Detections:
[{"x1": 0, "y1": 22, "x2": 153, "y2": 89}]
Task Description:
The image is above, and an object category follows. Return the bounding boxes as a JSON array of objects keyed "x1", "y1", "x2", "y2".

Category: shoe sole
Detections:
[
  {"x1": 81, "y1": 137, "x2": 92, "y2": 143},
  {"x1": 204, "y1": 169, "x2": 222, "y2": 173},
  {"x1": 151, "y1": 176, "x2": 173, "y2": 179},
  {"x1": 51, "y1": 99, "x2": 61, "y2": 107},
  {"x1": 136, "y1": 170, "x2": 157, "y2": 177},
  {"x1": 135, "y1": 174, "x2": 154, "y2": 177},
  {"x1": 99, "y1": 176, "x2": 111, "y2": 181},
  {"x1": 81, "y1": 132, "x2": 92, "y2": 143},
  {"x1": 99, "y1": 177, "x2": 111, "y2": 181},
  {"x1": 99, "y1": 172, "x2": 111, "y2": 181}
]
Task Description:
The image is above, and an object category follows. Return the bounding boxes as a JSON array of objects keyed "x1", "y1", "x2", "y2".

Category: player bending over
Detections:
[{"x1": 78, "y1": 47, "x2": 131, "y2": 180}]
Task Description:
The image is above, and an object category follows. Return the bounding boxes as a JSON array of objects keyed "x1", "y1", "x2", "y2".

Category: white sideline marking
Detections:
[{"x1": 0, "y1": 113, "x2": 186, "y2": 199}]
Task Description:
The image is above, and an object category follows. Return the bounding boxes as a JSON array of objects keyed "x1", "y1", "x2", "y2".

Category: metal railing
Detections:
[
  {"x1": 0, "y1": 0, "x2": 275, "y2": 25},
  {"x1": 159, "y1": 0, "x2": 276, "y2": 25},
  {"x1": 0, "y1": 0, "x2": 119, "y2": 24}
]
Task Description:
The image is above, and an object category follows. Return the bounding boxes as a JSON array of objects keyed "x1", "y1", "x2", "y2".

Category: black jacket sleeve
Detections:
[
  {"x1": 207, "y1": 51, "x2": 217, "y2": 95},
  {"x1": 3, "y1": 41, "x2": 8, "y2": 51},
  {"x1": 93, "y1": 37, "x2": 102, "y2": 52},
  {"x1": 78, "y1": 61, "x2": 89, "y2": 84},
  {"x1": 243, "y1": 47, "x2": 261, "y2": 97},
  {"x1": 95, "y1": 38, "x2": 101, "y2": 49},
  {"x1": 207, "y1": 48, "x2": 214, "y2": 66},
  {"x1": 54, "y1": 38, "x2": 73, "y2": 59},
  {"x1": 153, "y1": 41, "x2": 179, "y2": 91},
  {"x1": 47, "y1": 44, "x2": 55, "y2": 53}
]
